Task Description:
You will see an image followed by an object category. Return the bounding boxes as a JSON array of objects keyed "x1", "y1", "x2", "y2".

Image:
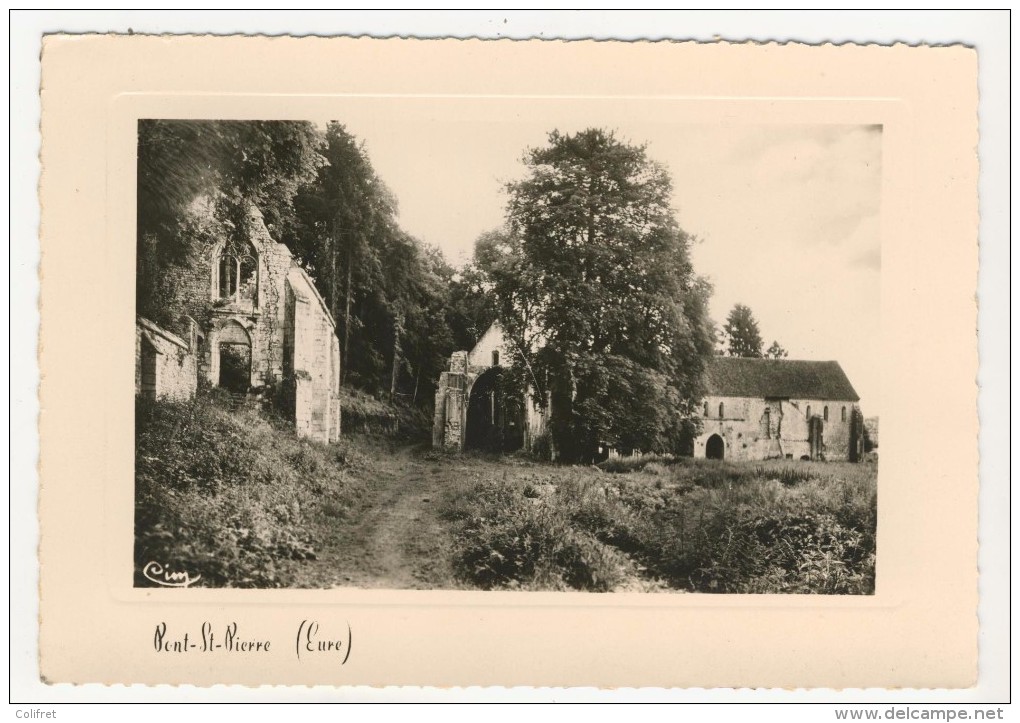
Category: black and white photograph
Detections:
[
  {"x1": 27, "y1": 20, "x2": 999, "y2": 699},
  {"x1": 134, "y1": 110, "x2": 880, "y2": 594}
]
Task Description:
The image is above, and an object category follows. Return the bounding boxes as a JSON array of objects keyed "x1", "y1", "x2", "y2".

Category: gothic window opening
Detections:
[
  {"x1": 215, "y1": 240, "x2": 259, "y2": 307},
  {"x1": 718, "y1": 402, "x2": 725, "y2": 419},
  {"x1": 841, "y1": 406, "x2": 847, "y2": 422},
  {"x1": 824, "y1": 406, "x2": 829, "y2": 422}
]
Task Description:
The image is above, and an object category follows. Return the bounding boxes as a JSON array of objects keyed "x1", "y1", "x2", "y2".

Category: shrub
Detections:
[
  {"x1": 597, "y1": 454, "x2": 675, "y2": 474},
  {"x1": 444, "y1": 460, "x2": 877, "y2": 594},
  {"x1": 529, "y1": 432, "x2": 552, "y2": 461},
  {"x1": 134, "y1": 395, "x2": 362, "y2": 588},
  {"x1": 613, "y1": 470, "x2": 877, "y2": 594},
  {"x1": 446, "y1": 481, "x2": 627, "y2": 592},
  {"x1": 339, "y1": 389, "x2": 432, "y2": 440}
]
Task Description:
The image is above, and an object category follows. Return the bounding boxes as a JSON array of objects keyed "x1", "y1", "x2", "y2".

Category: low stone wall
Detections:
[{"x1": 135, "y1": 317, "x2": 197, "y2": 401}]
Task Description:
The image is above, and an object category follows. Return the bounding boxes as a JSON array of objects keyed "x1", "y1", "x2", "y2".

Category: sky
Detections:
[{"x1": 319, "y1": 100, "x2": 882, "y2": 416}]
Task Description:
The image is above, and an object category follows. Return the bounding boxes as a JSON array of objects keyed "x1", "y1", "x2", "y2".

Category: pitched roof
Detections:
[{"x1": 705, "y1": 357, "x2": 860, "y2": 401}]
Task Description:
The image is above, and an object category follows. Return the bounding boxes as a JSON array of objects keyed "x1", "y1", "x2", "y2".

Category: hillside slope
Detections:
[{"x1": 135, "y1": 395, "x2": 366, "y2": 587}]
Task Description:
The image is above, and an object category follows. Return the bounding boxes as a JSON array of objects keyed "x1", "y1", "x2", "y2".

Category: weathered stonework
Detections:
[
  {"x1": 433, "y1": 322, "x2": 546, "y2": 452},
  {"x1": 694, "y1": 358, "x2": 864, "y2": 462},
  {"x1": 139, "y1": 203, "x2": 342, "y2": 444},
  {"x1": 135, "y1": 316, "x2": 198, "y2": 401},
  {"x1": 284, "y1": 267, "x2": 342, "y2": 443}
]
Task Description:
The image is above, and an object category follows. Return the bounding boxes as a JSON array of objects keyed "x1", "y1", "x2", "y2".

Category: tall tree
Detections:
[
  {"x1": 723, "y1": 303, "x2": 765, "y2": 358},
  {"x1": 446, "y1": 260, "x2": 498, "y2": 352},
  {"x1": 400, "y1": 244, "x2": 457, "y2": 406},
  {"x1": 283, "y1": 123, "x2": 460, "y2": 403},
  {"x1": 283, "y1": 122, "x2": 394, "y2": 388},
  {"x1": 493, "y1": 128, "x2": 715, "y2": 462}
]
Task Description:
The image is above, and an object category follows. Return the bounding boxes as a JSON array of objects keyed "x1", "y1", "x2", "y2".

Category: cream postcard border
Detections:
[{"x1": 39, "y1": 36, "x2": 978, "y2": 688}]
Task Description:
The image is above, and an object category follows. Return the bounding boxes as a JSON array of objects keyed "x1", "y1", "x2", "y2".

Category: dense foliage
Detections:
[
  {"x1": 137, "y1": 120, "x2": 482, "y2": 408},
  {"x1": 442, "y1": 458, "x2": 877, "y2": 594},
  {"x1": 281, "y1": 123, "x2": 458, "y2": 401},
  {"x1": 482, "y1": 129, "x2": 716, "y2": 462},
  {"x1": 137, "y1": 119, "x2": 326, "y2": 328},
  {"x1": 721, "y1": 303, "x2": 765, "y2": 358},
  {"x1": 134, "y1": 395, "x2": 364, "y2": 587}
]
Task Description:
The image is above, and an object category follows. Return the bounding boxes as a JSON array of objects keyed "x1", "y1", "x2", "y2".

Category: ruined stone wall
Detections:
[
  {"x1": 144, "y1": 201, "x2": 343, "y2": 443},
  {"x1": 247, "y1": 216, "x2": 291, "y2": 386},
  {"x1": 135, "y1": 317, "x2": 197, "y2": 401},
  {"x1": 433, "y1": 350, "x2": 469, "y2": 450},
  {"x1": 433, "y1": 340, "x2": 550, "y2": 453},
  {"x1": 694, "y1": 395, "x2": 856, "y2": 461},
  {"x1": 287, "y1": 268, "x2": 342, "y2": 444},
  {"x1": 176, "y1": 206, "x2": 291, "y2": 390}
]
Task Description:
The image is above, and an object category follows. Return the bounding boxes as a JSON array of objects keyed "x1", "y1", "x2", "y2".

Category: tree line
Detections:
[
  {"x1": 137, "y1": 119, "x2": 494, "y2": 410},
  {"x1": 138, "y1": 120, "x2": 789, "y2": 460}
]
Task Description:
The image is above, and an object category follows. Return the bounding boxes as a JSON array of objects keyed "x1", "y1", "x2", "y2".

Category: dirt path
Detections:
[
  {"x1": 293, "y1": 441, "x2": 477, "y2": 590},
  {"x1": 289, "y1": 439, "x2": 672, "y2": 592}
]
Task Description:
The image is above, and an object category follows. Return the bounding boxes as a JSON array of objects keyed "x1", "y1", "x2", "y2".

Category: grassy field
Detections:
[
  {"x1": 135, "y1": 395, "x2": 877, "y2": 593},
  {"x1": 440, "y1": 454, "x2": 877, "y2": 594}
]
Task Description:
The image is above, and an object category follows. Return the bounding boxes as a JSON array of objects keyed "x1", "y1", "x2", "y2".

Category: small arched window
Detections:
[
  {"x1": 806, "y1": 405, "x2": 812, "y2": 419},
  {"x1": 841, "y1": 406, "x2": 847, "y2": 422},
  {"x1": 824, "y1": 406, "x2": 829, "y2": 422},
  {"x1": 718, "y1": 402, "x2": 725, "y2": 419},
  {"x1": 703, "y1": 402, "x2": 709, "y2": 417},
  {"x1": 492, "y1": 350, "x2": 499, "y2": 367}
]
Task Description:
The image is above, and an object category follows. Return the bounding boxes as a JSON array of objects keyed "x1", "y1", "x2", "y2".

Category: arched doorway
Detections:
[
  {"x1": 808, "y1": 416, "x2": 824, "y2": 461},
  {"x1": 706, "y1": 434, "x2": 725, "y2": 460},
  {"x1": 217, "y1": 321, "x2": 251, "y2": 394},
  {"x1": 465, "y1": 367, "x2": 523, "y2": 453}
]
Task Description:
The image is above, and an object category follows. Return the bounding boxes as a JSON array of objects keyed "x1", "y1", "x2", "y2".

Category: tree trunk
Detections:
[
  {"x1": 330, "y1": 224, "x2": 341, "y2": 388},
  {"x1": 340, "y1": 242, "x2": 353, "y2": 387},
  {"x1": 389, "y1": 312, "x2": 403, "y2": 402}
]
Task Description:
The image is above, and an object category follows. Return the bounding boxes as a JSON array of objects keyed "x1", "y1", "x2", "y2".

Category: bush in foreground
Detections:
[
  {"x1": 442, "y1": 481, "x2": 628, "y2": 592},
  {"x1": 134, "y1": 395, "x2": 362, "y2": 588},
  {"x1": 445, "y1": 460, "x2": 876, "y2": 594}
]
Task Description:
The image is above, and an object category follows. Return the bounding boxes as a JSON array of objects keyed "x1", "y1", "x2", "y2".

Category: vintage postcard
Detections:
[{"x1": 38, "y1": 35, "x2": 979, "y2": 688}]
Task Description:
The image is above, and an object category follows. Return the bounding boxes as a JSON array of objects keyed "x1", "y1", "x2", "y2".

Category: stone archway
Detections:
[
  {"x1": 216, "y1": 320, "x2": 252, "y2": 394},
  {"x1": 433, "y1": 322, "x2": 547, "y2": 453},
  {"x1": 706, "y1": 434, "x2": 725, "y2": 460},
  {"x1": 465, "y1": 366, "x2": 524, "y2": 453}
]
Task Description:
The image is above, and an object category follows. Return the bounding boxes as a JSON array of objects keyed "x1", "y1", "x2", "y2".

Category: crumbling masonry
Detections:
[
  {"x1": 432, "y1": 322, "x2": 546, "y2": 452},
  {"x1": 136, "y1": 205, "x2": 342, "y2": 444}
]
